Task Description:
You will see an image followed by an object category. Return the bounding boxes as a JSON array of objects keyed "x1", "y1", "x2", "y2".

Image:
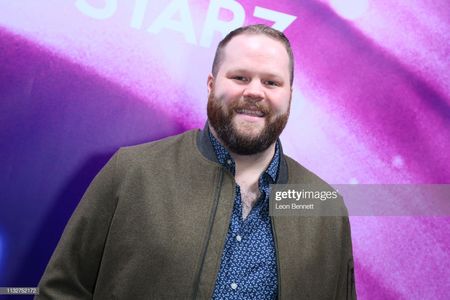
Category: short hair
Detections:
[{"x1": 211, "y1": 24, "x2": 294, "y2": 86}]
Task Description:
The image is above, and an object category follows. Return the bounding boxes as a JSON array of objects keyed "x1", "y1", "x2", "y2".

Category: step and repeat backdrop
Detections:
[{"x1": 1, "y1": 0, "x2": 449, "y2": 298}]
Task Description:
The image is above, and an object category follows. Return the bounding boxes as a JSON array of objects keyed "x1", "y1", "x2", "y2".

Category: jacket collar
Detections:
[{"x1": 196, "y1": 122, "x2": 288, "y2": 184}]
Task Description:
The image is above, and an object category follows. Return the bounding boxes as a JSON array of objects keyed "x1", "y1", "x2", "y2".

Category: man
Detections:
[{"x1": 37, "y1": 24, "x2": 356, "y2": 299}]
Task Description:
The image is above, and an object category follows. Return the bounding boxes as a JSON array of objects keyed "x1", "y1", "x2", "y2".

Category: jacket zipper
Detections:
[
  {"x1": 271, "y1": 216, "x2": 281, "y2": 299},
  {"x1": 207, "y1": 170, "x2": 236, "y2": 299},
  {"x1": 192, "y1": 169, "x2": 224, "y2": 299}
]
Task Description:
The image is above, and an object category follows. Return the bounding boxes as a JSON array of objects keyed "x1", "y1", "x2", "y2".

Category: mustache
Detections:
[{"x1": 229, "y1": 100, "x2": 270, "y2": 116}]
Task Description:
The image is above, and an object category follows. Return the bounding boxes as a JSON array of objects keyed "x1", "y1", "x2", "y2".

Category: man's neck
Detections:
[
  {"x1": 230, "y1": 145, "x2": 275, "y2": 184},
  {"x1": 209, "y1": 126, "x2": 275, "y2": 187}
]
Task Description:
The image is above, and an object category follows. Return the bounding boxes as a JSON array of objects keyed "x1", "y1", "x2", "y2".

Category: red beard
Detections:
[{"x1": 207, "y1": 90, "x2": 290, "y2": 155}]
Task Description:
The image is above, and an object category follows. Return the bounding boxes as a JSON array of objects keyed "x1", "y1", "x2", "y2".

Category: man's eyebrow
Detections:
[
  {"x1": 226, "y1": 69, "x2": 285, "y2": 80},
  {"x1": 226, "y1": 68, "x2": 250, "y2": 74}
]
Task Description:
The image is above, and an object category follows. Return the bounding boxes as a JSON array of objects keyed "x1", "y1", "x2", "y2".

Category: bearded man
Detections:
[{"x1": 37, "y1": 24, "x2": 356, "y2": 299}]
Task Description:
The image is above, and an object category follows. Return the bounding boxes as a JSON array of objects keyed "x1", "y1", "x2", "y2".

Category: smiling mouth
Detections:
[{"x1": 235, "y1": 108, "x2": 265, "y2": 117}]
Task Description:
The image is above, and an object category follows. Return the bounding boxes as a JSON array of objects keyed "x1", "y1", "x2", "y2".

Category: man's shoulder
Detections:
[
  {"x1": 283, "y1": 154, "x2": 333, "y2": 189},
  {"x1": 117, "y1": 129, "x2": 199, "y2": 164}
]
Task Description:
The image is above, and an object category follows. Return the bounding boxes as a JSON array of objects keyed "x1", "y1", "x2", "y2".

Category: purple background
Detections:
[{"x1": 1, "y1": 1, "x2": 449, "y2": 299}]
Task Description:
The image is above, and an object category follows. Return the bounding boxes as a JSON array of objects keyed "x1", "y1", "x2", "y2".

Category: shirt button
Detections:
[
  {"x1": 231, "y1": 282, "x2": 238, "y2": 290},
  {"x1": 226, "y1": 159, "x2": 232, "y2": 165},
  {"x1": 236, "y1": 235, "x2": 242, "y2": 242}
]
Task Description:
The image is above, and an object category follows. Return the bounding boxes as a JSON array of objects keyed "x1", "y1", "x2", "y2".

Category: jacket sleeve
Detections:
[
  {"x1": 347, "y1": 256, "x2": 357, "y2": 300},
  {"x1": 337, "y1": 216, "x2": 357, "y2": 300},
  {"x1": 36, "y1": 151, "x2": 120, "y2": 299}
]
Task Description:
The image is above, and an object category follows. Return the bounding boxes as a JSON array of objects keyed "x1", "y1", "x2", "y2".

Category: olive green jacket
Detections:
[{"x1": 37, "y1": 126, "x2": 356, "y2": 299}]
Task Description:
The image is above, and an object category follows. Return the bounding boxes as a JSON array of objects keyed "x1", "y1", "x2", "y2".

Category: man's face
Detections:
[{"x1": 207, "y1": 33, "x2": 292, "y2": 155}]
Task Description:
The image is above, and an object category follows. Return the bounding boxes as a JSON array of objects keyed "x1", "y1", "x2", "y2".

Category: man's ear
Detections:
[{"x1": 207, "y1": 73, "x2": 214, "y2": 95}]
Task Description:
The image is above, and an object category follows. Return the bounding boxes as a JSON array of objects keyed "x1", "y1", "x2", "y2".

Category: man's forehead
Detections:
[
  {"x1": 219, "y1": 33, "x2": 290, "y2": 75},
  {"x1": 223, "y1": 33, "x2": 285, "y2": 52}
]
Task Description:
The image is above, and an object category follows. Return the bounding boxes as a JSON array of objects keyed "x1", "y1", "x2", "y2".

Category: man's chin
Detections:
[
  {"x1": 232, "y1": 117, "x2": 265, "y2": 133},
  {"x1": 232, "y1": 125, "x2": 265, "y2": 141}
]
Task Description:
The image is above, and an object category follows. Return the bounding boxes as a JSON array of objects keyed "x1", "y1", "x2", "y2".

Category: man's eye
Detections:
[
  {"x1": 265, "y1": 80, "x2": 279, "y2": 87},
  {"x1": 233, "y1": 76, "x2": 247, "y2": 81}
]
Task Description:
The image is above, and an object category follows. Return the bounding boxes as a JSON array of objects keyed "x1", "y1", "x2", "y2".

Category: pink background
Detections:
[{"x1": 1, "y1": 1, "x2": 449, "y2": 298}]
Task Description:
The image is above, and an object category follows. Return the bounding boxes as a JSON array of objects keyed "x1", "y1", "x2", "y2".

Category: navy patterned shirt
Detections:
[{"x1": 209, "y1": 130, "x2": 280, "y2": 300}]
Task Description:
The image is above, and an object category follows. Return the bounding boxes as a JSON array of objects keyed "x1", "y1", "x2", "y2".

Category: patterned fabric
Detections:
[{"x1": 209, "y1": 130, "x2": 280, "y2": 300}]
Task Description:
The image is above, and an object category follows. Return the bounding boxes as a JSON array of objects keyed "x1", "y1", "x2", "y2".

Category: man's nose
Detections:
[{"x1": 242, "y1": 80, "x2": 264, "y2": 101}]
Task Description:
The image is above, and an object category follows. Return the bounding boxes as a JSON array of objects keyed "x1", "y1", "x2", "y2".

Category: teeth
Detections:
[{"x1": 237, "y1": 109, "x2": 264, "y2": 117}]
